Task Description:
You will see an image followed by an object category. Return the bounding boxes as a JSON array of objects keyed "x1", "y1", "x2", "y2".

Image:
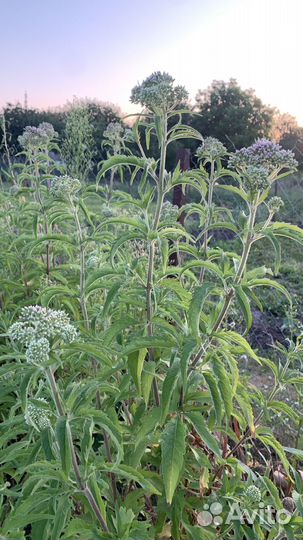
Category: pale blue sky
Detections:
[{"x1": 1, "y1": 0, "x2": 302, "y2": 123}]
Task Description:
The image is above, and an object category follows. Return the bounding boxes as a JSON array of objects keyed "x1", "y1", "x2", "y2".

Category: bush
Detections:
[{"x1": 1, "y1": 72, "x2": 303, "y2": 539}]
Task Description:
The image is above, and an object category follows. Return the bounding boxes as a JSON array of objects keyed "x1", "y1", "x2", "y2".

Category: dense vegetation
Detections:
[{"x1": 1, "y1": 72, "x2": 303, "y2": 539}]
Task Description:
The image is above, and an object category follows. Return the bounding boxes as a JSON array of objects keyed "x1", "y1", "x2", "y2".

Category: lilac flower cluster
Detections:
[
  {"x1": 196, "y1": 137, "x2": 227, "y2": 160},
  {"x1": 18, "y1": 122, "x2": 57, "y2": 150},
  {"x1": 228, "y1": 138, "x2": 297, "y2": 173},
  {"x1": 130, "y1": 72, "x2": 188, "y2": 111},
  {"x1": 50, "y1": 175, "x2": 82, "y2": 199},
  {"x1": 9, "y1": 305, "x2": 78, "y2": 347}
]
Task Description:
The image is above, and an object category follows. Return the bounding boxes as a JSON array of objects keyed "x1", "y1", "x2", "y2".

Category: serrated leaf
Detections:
[
  {"x1": 161, "y1": 416, "x2": 186, "y2": 504},
  {"x1": 212, "y1": 357, "x2": 233, "y2": 419},
  {"x1": 234, "y1": 285, "x2": 253, "y2": 332},
  {"x1": 55, "y1": 416, "x2": 72, "y2": 477},
  {"x1": 188, "y1": 283, "x2": 215, "y2": 338},
  {"x1": 185, "y1": 411, "x2": 221, "y2": 457},
  {"x1": 51, "y1": 496, "x2": 72, "y2": 540},
  {"x1": 128, "y1": 348, "x2": 147, "y2": 394},
  {"x1": 160, "y1": 359, "x2": 180, "y2": 424},
  {"x1": 142, "y1": 361, "x2": 156, "y2": 406},
  {"x1": 203, "y1": 371, "x2": 222, "y2": 424}
]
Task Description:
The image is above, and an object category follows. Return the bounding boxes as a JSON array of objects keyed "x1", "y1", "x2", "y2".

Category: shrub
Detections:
[{"x1": 1, "y1": 72, "x2": 303, "y2": 539}]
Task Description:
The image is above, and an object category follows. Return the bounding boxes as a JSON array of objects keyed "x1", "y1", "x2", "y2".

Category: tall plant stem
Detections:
[
  {"x1": 70, "y1": 199, "x2": 89, "y2": 328},
  {"x1": 191, "y1": 201, "x2": 258, "y2": 369},
  {"x1": 199, "y1": 159, "x2": 215, "y2": 283},
  {"x1": 33, "y1": 157, "x2": 51, "y2": 275},
  {"x1": 46, "y1": 367, "x2": 109, "y2": 533},
  {"x1": 146, "y1": 114, "x2": 167, "y2": 407},
  {"x1": 70, "y1": 197, "x2": 118, "y2": 501}
]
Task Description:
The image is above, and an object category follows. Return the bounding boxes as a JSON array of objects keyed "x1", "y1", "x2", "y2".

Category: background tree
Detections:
[
  {"x1": 192, "y1": 78, "x2": 274, "y2": 150},
  {"x1": 0, "y1": 103, "x2": 66, "y2": 153}
]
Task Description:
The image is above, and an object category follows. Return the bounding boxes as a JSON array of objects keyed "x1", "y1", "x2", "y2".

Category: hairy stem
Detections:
[
  {"x1": 199, "y1": 159, "x2": 215, "y2": 283},
  {"x1": 191, "y1": 201, "x2": 258, "y2": 369},
  {"x1": 70, "y1": 197, "x2": 118, "y2": 500},
  {"x1": 46, "y1": 367, "x2": 109, "y2": 532},
  {"x1": 146, "y1": 114, "x2": 167, "y2": 406}
]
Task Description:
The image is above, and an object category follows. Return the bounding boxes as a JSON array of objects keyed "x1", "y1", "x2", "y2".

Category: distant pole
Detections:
[{"x1": 24, "y1": 91, "x2": 28, "y2": 110}]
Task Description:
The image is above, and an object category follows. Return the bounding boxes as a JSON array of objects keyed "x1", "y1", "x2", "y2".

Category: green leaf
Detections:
[
  {"x1": 181, "y1": 260, "x2": 224, "y2": 283},
  {"x1": 236, "y1": 392, "x2": 255, "y2": 435},
  {"x1": 142, "y1": 361, "x2": 156, "y2": 406},
  {"x1": 185, "y1": 411, "x2": 221, "y2": 457},
  {"x1": 188, "y1": 283, "x2": 215, "y2": 337},
  {"x1": 40, "y1": 428, "x2": 56, "y2": 461},
  {"x1": 51, "y1": 496, "x2": 72, "y2": 540},
  {"x1": 55, "y1": 416, "x2": 72, "y2": 477},
  {"x1": 212, "y1": 357, "x2": 233, "y2": 419},
  {"x1": 258, "y1": 434, "x2": 289, "y2": 474},
  {"x1": 217, "y1": 183, "x2": 248, "y2": 201},
  {"x1": 98, "y1": 155, "x2": 146, "y2": 178},
  {"x1": 180, "y1": 338, "x2": 197, "y2": 390},
  {"x1": 128, "y1": 348, "x2": 147, "y2": 394},
  {"x1": 268, "y1": 401, "x2": 299, "y2": 422},
  {"x1": 101, "y1": 282, "x2": 122, "y2": 319},
  {"x1": 245, "y1": 277, "x2": 292, "y2": 305},
  {"x1": 268, "y1": 221, "x2": 303, "y2": 245},
  {"x1": 234, "y1": 285, "x2": 253, "y2": 332},
  {"x1": 203, "y1": 371, "x2": 222, "y2": 424},
  {"x1": 20, "y1": 368, "x2": 37, "y2": 410},
  {"x1": 214, "y1": 330, "x2": 259, "y2": 362},
  {"x1": 123, "y1": 336, "x2": 176, "y2": 356},
  {"x1": 99, "y1": 463, "x2": 161, "y2": 495},
  {"x1": 160, "y1": 359, "x2": 181, "y2": 424},
  {"x1": 86, "y1": 409, "x2": 123, "y2": 463},
  {"x1": 81, "y1": 418, "x2": 94, "y2": 463},
  {"x1": 161, "y1": 416, "x2": 186, "y2": 504}
]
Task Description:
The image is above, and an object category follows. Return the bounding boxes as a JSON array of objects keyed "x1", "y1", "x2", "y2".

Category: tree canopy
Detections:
[{"x1": 192, "y1": 78, "x2": 274, "y2": 150}]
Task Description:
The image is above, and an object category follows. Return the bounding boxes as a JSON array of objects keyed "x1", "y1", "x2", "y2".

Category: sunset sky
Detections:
[{"x1": 1, "y1": 0, "x2": 302, "y2": 124}]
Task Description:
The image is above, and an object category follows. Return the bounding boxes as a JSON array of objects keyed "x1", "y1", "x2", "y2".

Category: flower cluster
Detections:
[
  {"x1": 267, "y1": 196, "x2": 284, "y2": 213},
  {"x1": 9, "y1": 305, "x2": 78, "y2": 347},
  {"x1": 196, "y1": 137, "x2": 227, "y2": 160},
  {"x1": 228, "y1": 139, "x2": 297, "y2": 173},
  {"x1": 243, "y1": 485, "x2": 262, "y2": 505},
  {"x1": 103, "y1": 122, "x2": 134, "y2": 155},
  {"x1": 241, "y1": 165, "x2": 269, "y2": 194},
  {"x1": 87, "y1": 249, "x2": 106, "y2": 269},
  {"x1": 161, "y1": 201, "x2": 179, "y2": 223},
  {"x1": 24, "y1": 398, "x2": 51, "y2": 431},
  {"x1": 130, "y1": 72, "x2": 188, "y2": 111},
  {"x1": 103, "y1": 121, "x2": 124, "y2": 141},
  {"x1": 26, "y1": 337, "x2": 50, "y2": 365},
  {"x1": 18, "y1": 122, "x2": 57, "y2": 150},
  {"x1": 50, "y1": 175, "x2": 82, "y2": 200}
]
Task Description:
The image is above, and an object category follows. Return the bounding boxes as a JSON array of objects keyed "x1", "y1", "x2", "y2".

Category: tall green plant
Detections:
[
  {"x1": 1, "y1": 72, "x2": 303, "y2": 540},
  {"x1": 63, "y1": 105, "x2": 95, "y2": 182}
]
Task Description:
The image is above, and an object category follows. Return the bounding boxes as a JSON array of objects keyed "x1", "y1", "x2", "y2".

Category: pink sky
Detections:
[{"x1": 1, "y1": 0, "x2": 302, "y2": 124}]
